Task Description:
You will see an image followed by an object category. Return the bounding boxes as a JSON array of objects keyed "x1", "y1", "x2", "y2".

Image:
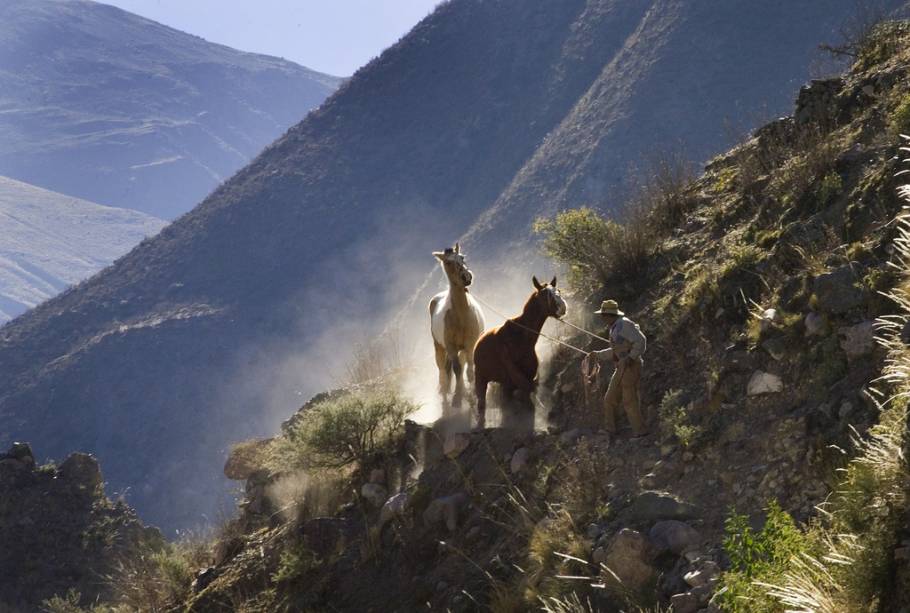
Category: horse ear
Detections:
[
  {"x1": 532, "y1": 276, "x2": 542, "y2": 290},
  {"x1": 433, "y1": 252, "x2": 445, "y2": 260},
  {"x1": 454, "y1": 242, "x2": 460, "y2": 254},
  {"x1": 550, "y1": 276, "x2": 557, "y2": 287}
]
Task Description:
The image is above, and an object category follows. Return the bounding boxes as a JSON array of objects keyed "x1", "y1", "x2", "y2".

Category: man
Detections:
[{"x1": 587, "y1": 299, "x2": 647, "y2": 437}]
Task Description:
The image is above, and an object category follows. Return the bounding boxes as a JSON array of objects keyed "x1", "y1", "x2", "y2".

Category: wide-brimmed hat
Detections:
[{"x1": 594, "y1": 299, "x2": 623, "y2": 316}]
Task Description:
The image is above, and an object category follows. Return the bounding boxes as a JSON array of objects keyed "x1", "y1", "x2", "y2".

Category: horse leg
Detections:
[
  {"x1": 475, "y1": 377, "x2": 489, "y2": 430},
  {"x1": 463, "y1": 348, "x2": 475, "y2": 385},
  {"x1": 448, "y1": 344, "x2": 464, "y2": 409},
  {"x1": 434, "y1": 342, "x2": 451, "y2": 402}
]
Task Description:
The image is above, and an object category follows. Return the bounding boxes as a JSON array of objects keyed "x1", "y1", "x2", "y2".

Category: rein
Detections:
[{"x1": 469, "y1": 292, "x2": 591, "y2": 356}]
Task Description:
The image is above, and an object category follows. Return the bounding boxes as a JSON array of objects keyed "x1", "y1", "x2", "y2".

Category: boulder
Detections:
[
  {"x1": 2, "y1": 442, "x2": 35, "y2": 468},
  {"x1": 670, "y1": 592, "x2": 699, "y2": 613},
  {"x1": 444, "y1": 433, "x2": 471, "y2": 459},
  {"x1": 630, "y1": 491, "x2": 697, "y2": 522},
  {"x1": 510, "y1": 448, "x2": 531, "y2": 474},
  {"x1": 423, "y1": 492, "x2": 468, "y2": 532},
  {"x1": 813, "y1": 266, "x2": 864, "y2": 314},
  {"x1": 602, "y1": 529, "x2": 657, "y2": 593},
  {"x1": 838, "y1": 320, "x2": 876, "y2": 358},
  {"x1": 360, "y1": 483, "x2": 388, "y2": 508},
  {"x1": 747, "y1": 371, "x2": 783, "y2": 395},
  {"x1": 805, "y1": 311, "x2": 827, "y2": 337},
  {"x1": 761, "y1": 336, "x2": 788, "y2": 361},
  {"x1": 794, "y1": 78, "x2": 843, "y2": 127},
  {"x1": 223, "y1": 438, "x2": 271, "y2": 480},
  {"x1": 379, "y1": 492, "x2": 409, "y2": 526},
  {"x1": 59, "y1": 453, "x2": 103, "y2": 491},
  {"x1": 648, "y1": 520, "x2": 701, "y2": 555}
]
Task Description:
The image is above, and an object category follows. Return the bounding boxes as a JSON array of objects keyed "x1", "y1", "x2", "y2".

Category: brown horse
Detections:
[{"x1": 473, "y1": 276, "x2": 567, "y2": 429}]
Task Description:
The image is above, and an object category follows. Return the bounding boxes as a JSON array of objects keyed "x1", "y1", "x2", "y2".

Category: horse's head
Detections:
[
  {"x1": 532, "y1": 275, "x2": 567, "y2": 319},
  {"x1": 433, "y1": 243, "x2": 473, "y2": 288}
]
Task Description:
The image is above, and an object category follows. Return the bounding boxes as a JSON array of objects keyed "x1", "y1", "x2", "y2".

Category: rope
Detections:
[
  {"x1": 469, "y1": 292, "x2": 591, "y2": 356},
  {"x1": 554, "y1": 317, "x2": 611, "y2": 344}
]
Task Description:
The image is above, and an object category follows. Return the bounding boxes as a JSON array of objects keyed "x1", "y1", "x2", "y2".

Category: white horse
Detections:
[{"x1": 429, "y1": 243, "x2": 485, "y2": 409}]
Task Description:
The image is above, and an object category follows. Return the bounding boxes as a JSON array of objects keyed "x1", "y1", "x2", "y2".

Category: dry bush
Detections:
[
  {"x1": 636, "y1": 149, "x2": 698, "y2": 230},
  {"x1": 344, "y1": 326, "x2": 404, "y2": 386},
  {"x1": 534, "y1": 205, "x2": 653, "y2": 295},
  {"x1": 273, "y1": 388, "x2": 416, "y2": 470}
]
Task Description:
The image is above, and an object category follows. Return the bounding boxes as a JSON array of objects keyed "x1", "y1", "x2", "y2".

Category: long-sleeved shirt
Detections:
[{"x1": 592, "y1": 316, "x2": 647, "y2": 361}]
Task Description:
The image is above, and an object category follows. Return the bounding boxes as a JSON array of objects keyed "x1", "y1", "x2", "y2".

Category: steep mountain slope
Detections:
[
  {"x1": 0, "y1": 0, "x2": 904, "y2": 533},
  {"x1": 0, "y1": 0, "x2": 340, "y2": 219},
  {"x1": 0, "y1": 176, "x2": 166, "y2": 323},
  {"x1": 169, "y1": 23, "x2": 910, "y2": 611}
]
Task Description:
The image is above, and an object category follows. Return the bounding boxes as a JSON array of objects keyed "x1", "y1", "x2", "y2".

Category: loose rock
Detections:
[
  {"x1": 649, "y1": 520, "x2": 701, "y2": 555},
  {"x1": 838, "y1": 320, "x2": 875, "y2": 358},
  {"x1": 602, "y1": 529, "x2": 657, "y2": 593},
  {"x1": 747, "y1": 371, "x2": 783, "y2": 395},
  {"x1": 510, "y1": 447, "x2": 530, "y2": 474},
  {"x1": 630, "y1": 491, "x2": 697, "y2": 521},
  {"x1": 813, "y1": 266, "x2": 864, "y2": 314}
]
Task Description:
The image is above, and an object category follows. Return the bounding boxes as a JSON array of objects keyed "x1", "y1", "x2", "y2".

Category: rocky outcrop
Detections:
[{"x1": 0, "y1": 443, "x2": 159, "y2": 611}]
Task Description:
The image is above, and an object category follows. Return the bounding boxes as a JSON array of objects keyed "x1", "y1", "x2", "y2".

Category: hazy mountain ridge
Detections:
[
  {"x1": 0, "y1": 0, "x2": 340, "y2": 219},
  {"x1": 0, "y1": 175, "x2": 165, "y2": 323},
  {"x1": 1, "y1": 0, "x2": 906, "y2": 532}
]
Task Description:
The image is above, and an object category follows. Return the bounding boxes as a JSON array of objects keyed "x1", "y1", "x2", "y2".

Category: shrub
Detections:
[
  {"x1": 534, "y1": 207, "x2": 652, "y2": 295},
  {"x1": 272, "y1": 543, "x2": 321, "y2": 583},
  {"x1": 855, "y1": 20, "x2": 910, "y2": 69},
  {"x1": 635, "y1": 149, "x2": 697, "y2": 230},
  {"x1": 658, "y1": 389, "x2": 702, "y2": 449},
  {"x1": 717, "y1": 501, "x2": 810, "y2": 613},
  {"x1": 892, "y1": 93, "x2": 910, "y2": 135},
  {"x1": 275, "y1": 388, "x2": 416, "y2": 469}
]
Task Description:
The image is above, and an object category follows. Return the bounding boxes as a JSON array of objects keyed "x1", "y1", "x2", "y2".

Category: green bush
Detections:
[
  {"x1": 892, "y1": 94, "x2": 910, "y2": 135},
  {"x1": 534, "y1": 207, "x2": 652, "y2": 295},
  {"x1": 718, "y1": 501, "x2": 810, "y2": 613},
  {"x1": 276, "y1": 389, "x2": 416, "y2": 469},
  {"x1": 658, "y1": 389, "x2": 702, "y2": 448}
]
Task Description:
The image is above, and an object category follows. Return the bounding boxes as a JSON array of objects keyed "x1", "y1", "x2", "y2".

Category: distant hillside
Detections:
[
  {"x1": 0, "y1": 0, "x2": 340, "y2": 219},
  {"x1": 0, "y1": 176, "x2": 165, "y2": 323},
  {"x1": 1, "y1": 0, "x2": 907, "y2": 532}
]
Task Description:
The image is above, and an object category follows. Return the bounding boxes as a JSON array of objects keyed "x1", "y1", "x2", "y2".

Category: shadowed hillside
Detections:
[
  {"x1": 1, "y1": 0, "x2": 906, "y2": 533},
  {"x1": 0, "y1": 0, "x2": 340, "y2": 219}
]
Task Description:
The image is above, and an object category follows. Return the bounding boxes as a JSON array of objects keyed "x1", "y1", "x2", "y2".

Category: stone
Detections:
[
  {"x1": 759, "y1": 308, "x2": 779, "y2": 332},
  {"x1": 813, "y1": 266, "x2": 865, "y2": 314},
  {"x1": 670, "y1": 592, "x2": 699, "y2": 613},
  {"x1": 423, "y1": 492, "x2": 468, "y2": 532},
  {"x1": 684, "y1": 569, "x2": 709, "y2": 588},
  {"x1": 379, "y1": 492, "x2": 409, "y2": 526},
  {"x1": 794, "y1": 78, "x2": 843, "y2": 127},
  {"x1": 360, "y1": 483, "x2": 388, "y2": 508},
  {"x1": 510, "y1": 447, "x2": 530, "y2": 474},
  {"x1": 3, "y1": 442, "x2": 35, "y2": 468},
  {"x1": 747, "y1": 371, "x2": 783, "y2": 395},
  {"x1": 649, "y1": 520, "x2": 701, "y2": 555},
  {"x1": 586, "y1": 523, "x2": 603, "y2": 540},
  {"x1": 369, "y1": 468, "x2": 386, "y2": 484},
  {"x1": 444, "y1": 433, "x2": 471, "y2": 459},
  {"x1": 192, "y1": 567, "x2": 218, "y2": 592},
  {"x1": 838, "y1": 320, "x2": 876, "y2": 358},
  {"x1": 592, "y1": 546, "x2": 608, "y2": 565},
  {"x1": 761, "y1": 336, "x2": 788, "y2": 361},
  {"x1": 805, "y1": 311, "x2": 827, "y2": 337},
  {"x1": 559, "y1": 428, "x2": 583, "y2": 445},
  {"x1": 629, "y1": 491, "x2": 697, "y2": 521},
  {"x1": 59, "y1": 453, "x2": 103, "y2": 491},
  {"x1": 602, "y1": 529, "x2": 656, "y2": 593}
]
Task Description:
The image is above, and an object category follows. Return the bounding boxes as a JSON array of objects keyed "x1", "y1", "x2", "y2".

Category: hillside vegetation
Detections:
[
  {"x1": 1, "y1": 0, "x2": 901, "y2": 534},
  {"x1": 33, "y1": 18, "x2": 910, "y2": 613}
]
